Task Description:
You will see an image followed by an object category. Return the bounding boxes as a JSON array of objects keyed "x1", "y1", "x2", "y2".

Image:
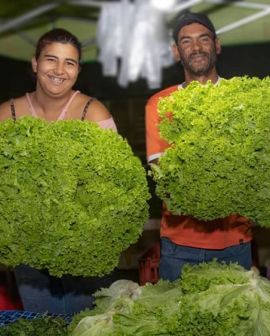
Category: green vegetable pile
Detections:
[
  {"x1": 70, "y1": 278, "x2": 183, "y2": 336},
  {"x1": 152, "y1": 76, "x2": 270, "y2": 226},
  {"x1": 0, "y1": 316, "x2": 68, "y2": 335},
  {"x1": 70, "y1": 262, "x2": 270, "y2": 336},
  {"x1": 0, "y1": 117, "x2": 149, "y2": 276},
  {"x1": 174, "y1": 262, "x2": 270, "y2": 336}
]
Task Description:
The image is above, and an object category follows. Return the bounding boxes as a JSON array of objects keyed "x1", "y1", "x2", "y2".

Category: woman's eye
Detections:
[{"x1": 66, "y1": 61, "x2": 75, "y2": 66}]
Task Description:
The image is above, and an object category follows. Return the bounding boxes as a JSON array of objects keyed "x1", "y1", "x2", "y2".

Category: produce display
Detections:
[
  {"x1": 0, "y1": 117, "x2": 149, "y2": 276},
  {"x1": 151, "y1": 76, "x2": 270, "y2": 226},
  {"x1": 70, "y1": 262, "x2": 270, "y2": 336}
]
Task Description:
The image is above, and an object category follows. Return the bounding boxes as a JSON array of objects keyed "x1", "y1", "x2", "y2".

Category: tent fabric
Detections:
[
  {"x1": 0, "y1": 0, "x2": 270, "y2": 56},
  {"x1": 0, "y1": 0, "x2": 269, "y2": 87}
]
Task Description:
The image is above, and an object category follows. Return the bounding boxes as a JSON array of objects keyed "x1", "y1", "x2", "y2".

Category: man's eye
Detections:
[
  {"x1": 201, "y1": 36, "x2": 211, "y2": 43},
  {"x1": 66, "y1": 61, "x2": 76, "y2": 66},
  {"x1": 181, "y1": 39, "x2": 190, "y2": 45}
]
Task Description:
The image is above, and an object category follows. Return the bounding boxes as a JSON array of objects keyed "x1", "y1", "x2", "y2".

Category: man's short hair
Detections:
[{"x1": 173, "y1": 11, "x2": 216, "y2": 44}]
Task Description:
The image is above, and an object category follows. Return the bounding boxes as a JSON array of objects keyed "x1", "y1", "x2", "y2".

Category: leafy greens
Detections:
[
  {"x1": 0, "y1": 117, "x2": 149, "y2": 276},
  {"x1": 152, "y1": 76, "x2": 270, "y2": 226},
  {"x1": 71, "y1": 279, "x2": 182, "y2": 336},
  {"x1": 0, "y1": 316, "x2": 68, "y2": 335},
  {"x1": 71, "y1": 262, "x2": 270, "y2": 336}
]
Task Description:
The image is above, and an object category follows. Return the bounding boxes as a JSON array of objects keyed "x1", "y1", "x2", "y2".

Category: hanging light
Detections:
[{"x1": 150, "y1": 0, "x2": 177, "y2": 11}]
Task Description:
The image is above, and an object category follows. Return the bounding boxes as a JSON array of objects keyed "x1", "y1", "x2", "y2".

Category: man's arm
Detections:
[{"x1": 145, "y1": 94, "x2": 169, "y2": 164}]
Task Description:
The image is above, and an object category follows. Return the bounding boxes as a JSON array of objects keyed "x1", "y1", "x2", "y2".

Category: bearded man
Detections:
[{"x1": 145, "y1": 12, "x2": 252, "y2": 281}]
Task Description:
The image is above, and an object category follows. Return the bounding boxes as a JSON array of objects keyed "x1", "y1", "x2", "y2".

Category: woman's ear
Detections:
[
  {"x1": 171, "y1": 44, "x2": 181, "y2": 62},
  {"x1": 31, "y1": 57, "x2": 37, "y2": 73}
]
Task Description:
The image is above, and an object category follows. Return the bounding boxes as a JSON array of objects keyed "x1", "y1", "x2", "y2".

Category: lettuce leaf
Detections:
[
  {"x1": 174, "y1": 262, "x2": 270, "y2": 336},
  {"x1": 71, "y1": 279, "x2": 182, "y2": 336}
]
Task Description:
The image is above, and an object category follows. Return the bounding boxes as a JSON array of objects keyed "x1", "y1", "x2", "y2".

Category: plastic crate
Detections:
[
  {"x1": 138, "y1": 243, "x2": 160, "y2": 285},
  {"x1": 0, "y1": 284, "x2": 22, "y2": 310},
  {"x1": 0, "y1": 310, "x2": 72, "y2": 327}
]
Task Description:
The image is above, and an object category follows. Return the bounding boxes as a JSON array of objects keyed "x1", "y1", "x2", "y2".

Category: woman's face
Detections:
[{"x1": 32, "y1": 42, "x2": 80, "y2": 98}]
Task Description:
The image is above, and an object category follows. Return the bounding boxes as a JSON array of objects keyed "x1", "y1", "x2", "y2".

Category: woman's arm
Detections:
[
  {"x1": 0, "y1": 101, "x2": 12, "y2": 121},
  {"x1": 85, "y1": 99, "x2": 111, "y2": 122},
  {"x1": 84, "y1": 98, "x2": 117, "y2": 131}
]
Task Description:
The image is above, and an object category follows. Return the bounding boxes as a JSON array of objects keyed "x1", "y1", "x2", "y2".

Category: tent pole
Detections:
[
  {"x1": 0, "y1": 3, "x2": 60, "y2": 34},
  {"x1": 217, "y1": 8, "x2": 270, "y2": 35}
]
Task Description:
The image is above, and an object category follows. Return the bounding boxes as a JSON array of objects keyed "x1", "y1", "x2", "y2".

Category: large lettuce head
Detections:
[
  {"x1": 0, "y1": 117, "x2": 150, "y2": 276},
  {"x1": 152, "y1": 76, "x2": 270, "y2": 227}
]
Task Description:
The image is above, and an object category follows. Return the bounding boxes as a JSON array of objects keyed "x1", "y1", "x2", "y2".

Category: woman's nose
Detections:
[{"x1": 54, "y1": 62, "x2": 65, "y2": 74}]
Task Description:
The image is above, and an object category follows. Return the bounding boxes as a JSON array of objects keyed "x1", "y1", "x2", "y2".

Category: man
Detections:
[{"x1": 145, "y1": 12, "x2": 252, "y2": 281}]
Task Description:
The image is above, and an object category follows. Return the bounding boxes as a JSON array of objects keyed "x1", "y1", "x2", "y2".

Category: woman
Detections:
[
  {"x1": 0, "y1": 28, "x2": 116, "y2": 129},
  {"x1": 0, "y1": 28, "x2": 117, "y2": 314}
]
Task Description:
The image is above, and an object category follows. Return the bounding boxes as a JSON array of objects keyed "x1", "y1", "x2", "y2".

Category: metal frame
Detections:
[{"x1": 0, "y1": 0, "x2": 269, "y2": 39}]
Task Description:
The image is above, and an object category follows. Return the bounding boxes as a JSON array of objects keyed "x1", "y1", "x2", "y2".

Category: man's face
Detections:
[{"x1": 174, "y1": 23, "x2": 221, "y2": 76}]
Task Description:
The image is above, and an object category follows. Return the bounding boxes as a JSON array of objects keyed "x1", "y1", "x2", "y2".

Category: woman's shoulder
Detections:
[
  {"x1": 0, "y1": 95, "x2": 28, "y2": 121},
  {"x1": 0, "y1": 99, "x2": 14, "y2": 121},
  {"x1": 76, "y1": 93, "x2": 111, "y2": 122}
]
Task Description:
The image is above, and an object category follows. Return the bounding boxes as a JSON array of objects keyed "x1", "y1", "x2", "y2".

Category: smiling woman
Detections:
[
  {"x1": 0, "y1": 28, "x2": 117, "y2": 128},
  {"x1": 0, "y1": 28, "x2": 117, "y2": 314},
  {"x1": 32, "y1": 43, "x2": 80, "y2": 101}
]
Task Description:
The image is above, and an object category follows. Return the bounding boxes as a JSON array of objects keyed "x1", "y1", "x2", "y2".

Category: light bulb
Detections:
[{"x1": 150, "y1": 0, "x2": 177, "y2": 11}]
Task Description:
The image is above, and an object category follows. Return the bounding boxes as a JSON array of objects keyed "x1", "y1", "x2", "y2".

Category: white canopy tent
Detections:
[
  {"x1": 0, "y1": 0, "x2": 269, "y2": 88},
  {"x1": 1, "y1": 0, "x2": 269, "y2": 36}
]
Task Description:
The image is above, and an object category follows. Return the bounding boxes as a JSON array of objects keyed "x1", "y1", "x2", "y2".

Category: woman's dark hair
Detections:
[{"x1": 35, "y1": 28, "x2": 82, "y2": 61}]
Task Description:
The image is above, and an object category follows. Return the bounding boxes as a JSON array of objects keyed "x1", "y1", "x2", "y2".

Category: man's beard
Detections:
[{"x1": 181, "y1": 50, "x2": 217, "y2": 76}]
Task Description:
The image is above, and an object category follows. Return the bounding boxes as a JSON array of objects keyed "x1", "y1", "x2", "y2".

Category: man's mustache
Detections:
[{"x1": 189, "y1": 52, "x2": 208, "y2": 59}]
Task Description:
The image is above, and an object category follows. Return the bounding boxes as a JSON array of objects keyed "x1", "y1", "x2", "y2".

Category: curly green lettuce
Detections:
[
  {"x1": 0, "y1": 117, "x2": 150, "y2": 276},
  {"x1": 0, "y1": 316, "x2": 68, "y2": 336},
  {"x1": 152, "y1": 76, "x2": 270, "y2": 226}
]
